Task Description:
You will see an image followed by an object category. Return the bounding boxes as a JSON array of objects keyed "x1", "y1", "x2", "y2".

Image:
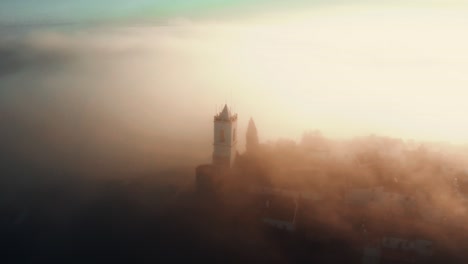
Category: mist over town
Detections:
[{"x1": 2, "y1": 1, "x2": 468, "y2": 263}]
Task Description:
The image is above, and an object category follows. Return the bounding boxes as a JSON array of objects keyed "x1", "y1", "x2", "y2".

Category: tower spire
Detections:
[{"x1": 246, "y1": 117, "x2": 259, "y2": 153}]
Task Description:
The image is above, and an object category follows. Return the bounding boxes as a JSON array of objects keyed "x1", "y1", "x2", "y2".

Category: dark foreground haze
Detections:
[
  {"x1": 3, "y1": 2, "x2": 468, "y2": 263},
  {"x1": 3, "y1": 117, "x2": 468, "y2": 263}
]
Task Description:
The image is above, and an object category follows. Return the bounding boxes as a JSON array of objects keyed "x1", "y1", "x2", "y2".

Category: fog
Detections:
[
  {"x1": 227, "y1": 131, "x2": 468, "y2": 262},
  {"x1": 0, "y1": 27, "x2": 217, "y2": 177},
  {"x1": 2, "y1": 6, "x2": 468, "y2": 262},
  {"x1": 3, "y1": 4, "x2": 468, "y2": 152}
]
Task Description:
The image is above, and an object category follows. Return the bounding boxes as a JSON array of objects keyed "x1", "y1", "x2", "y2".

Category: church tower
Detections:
[{"x1": 213, "y1": 104, "x2": 238, "y2": 168}]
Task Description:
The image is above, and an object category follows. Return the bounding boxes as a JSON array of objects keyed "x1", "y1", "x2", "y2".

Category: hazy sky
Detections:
[
  {"x1": 1, "y1": 0, "x2": 468, "y2": 151},
  {"x1": 1, "y1": 0, "x2": 467, "y2": 23},
  {"x1": 1, "y1": 0, "x2": 261, "y2": 23}
]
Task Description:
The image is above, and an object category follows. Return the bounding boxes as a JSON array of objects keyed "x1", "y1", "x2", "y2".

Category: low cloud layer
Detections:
[
  {"x1": 0, "y1": 28, "x2": 216, "y2": 179},
  {"x1": 2, "y1": 14, "x2": 468, "y2": 262},
  {"x1": 1, "y1": 4, "x2": 468, "y2": 178}
]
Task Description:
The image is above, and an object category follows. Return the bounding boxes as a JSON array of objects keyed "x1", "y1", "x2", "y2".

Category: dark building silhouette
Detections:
[
  {"x1": 246, "y1": 117, "x2": 259, "y2": 154},
  {"x1": 196, "y1": 104, "x2": 237, "y2": 194}
]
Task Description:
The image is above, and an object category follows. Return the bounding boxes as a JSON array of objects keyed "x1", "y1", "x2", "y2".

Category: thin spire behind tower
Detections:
[{"x1": 246, "y1": 117, "x2": 259, "y2": 153}]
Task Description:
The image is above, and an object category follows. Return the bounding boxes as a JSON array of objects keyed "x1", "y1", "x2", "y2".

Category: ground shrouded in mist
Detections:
[{"x1": 2, "y1": 3, "x2": 468, "y2": 263}]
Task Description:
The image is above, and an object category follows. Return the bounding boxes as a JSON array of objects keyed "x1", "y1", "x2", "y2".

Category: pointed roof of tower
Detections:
[
  {"x1": 214, "y1": 103, "x2": 237, "y2": 122},
  {"x1": 220, "y1": 104, "x2": 230, "y2": 119},
  {"x1": 248, "y1": 117, "x2": 257, "y2": 131}
]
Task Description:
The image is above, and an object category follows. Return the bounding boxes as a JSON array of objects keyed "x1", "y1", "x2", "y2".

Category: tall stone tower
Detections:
[{"x1": 213, "y1": 104, "x2": 237, "y2": 168}]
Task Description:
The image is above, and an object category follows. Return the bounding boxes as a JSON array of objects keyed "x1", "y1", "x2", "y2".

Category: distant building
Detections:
[
  {"x1": 213, "y1": 104, "x2": 238, "y2": 168},
  {"x1": 246, "y1": 117, "x2": 259, "y2": 154},
  {"x1": 196, "y1": 104, "x2": 237, "y2": 194}
]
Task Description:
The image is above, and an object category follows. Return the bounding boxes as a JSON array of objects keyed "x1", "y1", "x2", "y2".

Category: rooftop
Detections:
[{"x1": 214, "y1": 104, "x2": 237, "y2": 122}]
